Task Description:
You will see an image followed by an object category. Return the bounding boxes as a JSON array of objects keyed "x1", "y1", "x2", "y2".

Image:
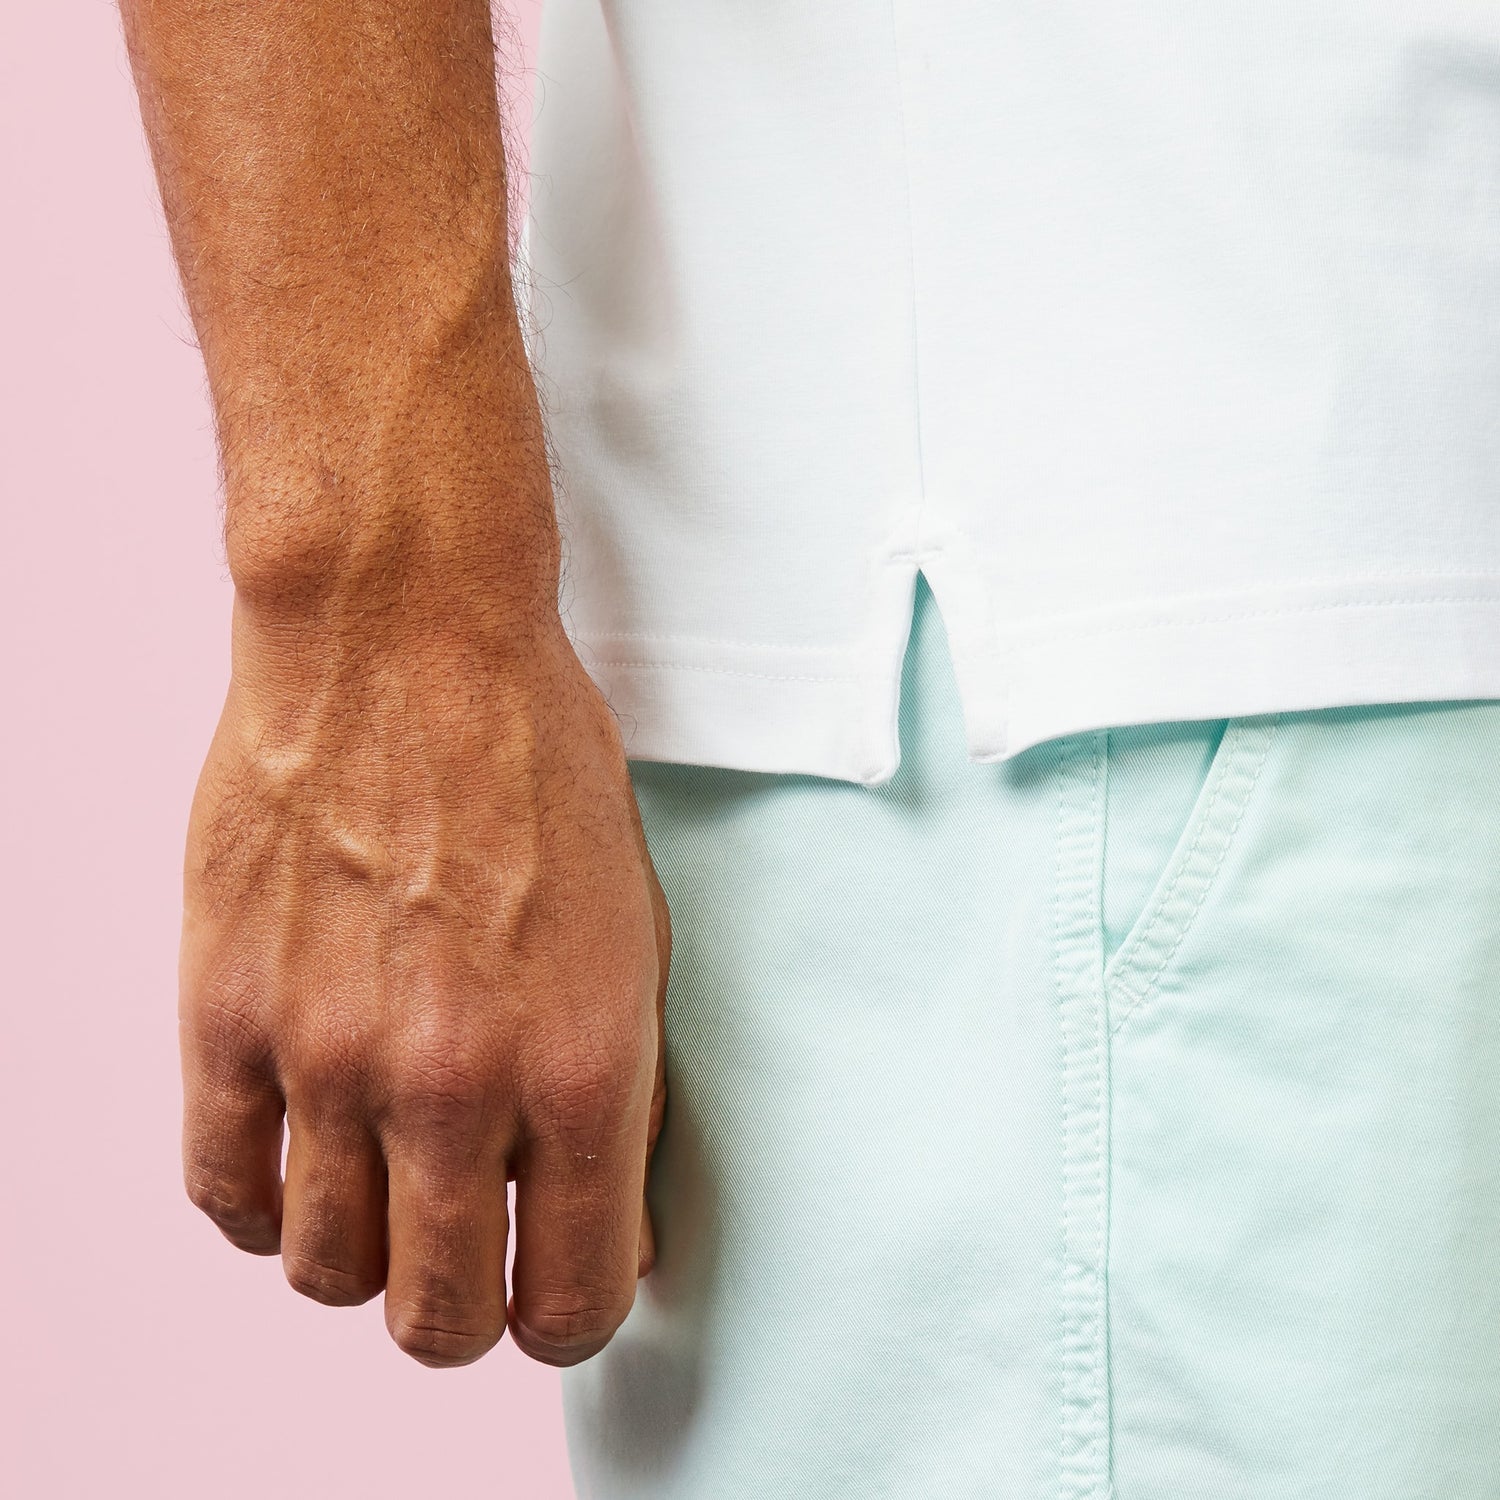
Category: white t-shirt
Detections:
[{"x1": 523, "y1": 1, "x2": 1500, "y2": 786}]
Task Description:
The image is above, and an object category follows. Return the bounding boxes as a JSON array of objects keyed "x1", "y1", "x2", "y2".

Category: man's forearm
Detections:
[
  {"x1": 126, "y1": 1, "x2": 670, "y2": 1375},
  {"x1": 120, "y1": 0, "x2": 558, "y2": 625}
]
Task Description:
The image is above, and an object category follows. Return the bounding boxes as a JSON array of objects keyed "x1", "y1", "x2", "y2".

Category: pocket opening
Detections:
[
  {"x1": 1102, "y1": 715, "x2": 1280, "y2": 1034},
  {"x1": 1101, "y1": 719, "x2": 1230, "y2": 971}
]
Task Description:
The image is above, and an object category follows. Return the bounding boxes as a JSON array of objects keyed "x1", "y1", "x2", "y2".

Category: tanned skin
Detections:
[{"x1": 119, "y1": 0, "x2": 670, "y2": 1369}]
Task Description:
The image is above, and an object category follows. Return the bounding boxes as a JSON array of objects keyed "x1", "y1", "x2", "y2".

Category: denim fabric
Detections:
[{"x1": 562, "y1": 576, "x2": 1500, "y2": 1499}]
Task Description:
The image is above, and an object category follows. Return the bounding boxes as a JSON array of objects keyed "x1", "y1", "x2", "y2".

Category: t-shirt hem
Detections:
[
  {"x1": 570, "y1": 582, "x2": 1500, "y2": 787},
  {"x1": 569, "y1": 643, "x2": 898, "y2": 786}
]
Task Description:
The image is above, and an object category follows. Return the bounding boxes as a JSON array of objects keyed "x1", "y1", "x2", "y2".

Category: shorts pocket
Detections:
[
  {"x1": 1102, "y1": 715, "x2": 1280, "y2": 1037},
  {"x1": 1103, "y1": 700, "x2": 1500, "y2": 1500}
]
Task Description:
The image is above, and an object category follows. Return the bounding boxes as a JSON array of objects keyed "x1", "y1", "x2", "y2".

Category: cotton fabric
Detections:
[
  {"x1": 524, "y1": 2, "x2": 1500, "y2": 785},
  {"x1": 561, "y1": 578, "x2": 1500, "y2": 1499}
]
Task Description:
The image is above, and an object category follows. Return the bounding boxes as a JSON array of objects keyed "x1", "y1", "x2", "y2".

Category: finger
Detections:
[
  {"x1": 637, "y1": 1075, "x2": 666, "y2": 1277},
  {"x1": 280, "y1": 1111, "x2": 387, "y2": 1306},
  {"x1": 508, "y1": 1121, "x2": 647, "y2": 1367},
  {"x1": 638, "y1": 982, "x2": 669, "y2": 1279},
  {"x1": 383, "y1": 1142, "x2": 510, "y2": 1369},
  {"x1": 637, "y1": 1198, "x2": 657, "y2": 1280},
  {"x1": 182, "y1": 1053, "x2": 285, "y2": 1255},
  {"x1": 638, "y1": 864, "x2": 672, "y2": 1278}
]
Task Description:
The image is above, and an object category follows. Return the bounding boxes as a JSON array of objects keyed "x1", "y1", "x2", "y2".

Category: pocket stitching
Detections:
[{"x1": 1106, "y1": 715, "x2": 1280, "y2": 1039}]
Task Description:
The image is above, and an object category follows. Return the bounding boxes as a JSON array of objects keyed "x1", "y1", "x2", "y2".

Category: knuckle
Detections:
[
  {"x1": 285, "y1": 1046, "x2": 366, "y2": 1109},
  {"x1": 184, "y1": 1170, "x2": 277, "y2": 1251},
  {"x1": 385, "y1": 1051, "x2": 494, "y2": 1137},
  {"x1": 282, "y1": 1252, "x2": 380, "y2": 1307},
  {"x1": 534, "y1": 1043, "x2": 644, "y2": 1145},
  {"x1": 185, "y1": 984, "x2": 271, "y2": 1069},
  {"x1": 515, "y1": 1291, "x2": 631, "y2": 1364},
  {"x1": 388, "y1": 1304, "x2": 501, "y2": 1368}
]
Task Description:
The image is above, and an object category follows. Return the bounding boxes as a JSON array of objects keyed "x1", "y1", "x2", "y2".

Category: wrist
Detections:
[
  {"x1": 217, "y1": 295, "x2": 560, "y2": 622},
  {"x1": 224, "y1": 579, "x2": 579, "y2": 730},
  {"x1": 225, "y1": 468, "x2": 561, "y2": 616}
]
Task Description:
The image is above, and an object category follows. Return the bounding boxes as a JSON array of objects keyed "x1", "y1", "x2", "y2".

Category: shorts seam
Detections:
[{"x1": 1055, "y1": 732, "x2": 1113, "y2": 1500}]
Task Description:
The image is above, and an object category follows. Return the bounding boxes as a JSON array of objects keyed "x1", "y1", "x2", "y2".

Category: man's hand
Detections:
[
  {"x1": 181, "y1": 604, "x2": 669, "y2": 1368},
  {"x1": 118, "y1": 0, "x2": 670, "y2": 1365}
]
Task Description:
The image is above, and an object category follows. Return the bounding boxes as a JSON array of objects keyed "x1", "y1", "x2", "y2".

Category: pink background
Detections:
[{"x1": 2, "y1": 4, "x2": 577, "y2": 1496}]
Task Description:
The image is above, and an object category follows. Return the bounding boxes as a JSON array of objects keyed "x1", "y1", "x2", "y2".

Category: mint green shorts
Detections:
[{"x1": 563, "y1": 578, "x2": 1500, "y2": 1500}]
